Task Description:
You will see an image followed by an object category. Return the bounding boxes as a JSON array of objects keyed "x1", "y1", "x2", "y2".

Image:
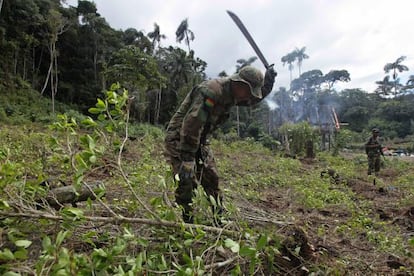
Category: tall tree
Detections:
[
  {"x1": 281, "y1": 51, "x2": 296, "y2": 83},
  {"x1": 122, "y1": 28, "x2": 152, "y2": 53},
  {"x1": 290, "y1": 69, "x2": 323, "y2": 123},
  {"x1": 294, "y1": 46, "x2": 309, "y2": 76},
  {"x1": 175, "y1": 18, "x2": 194, "y2": 52},
  {"x1": 104, "y1": 45, "x2": 166, "y2": 122},
  {"x1": 41, "y1": 8, "x2": 70, "y2": 114},
  {"x1": 375, "y1": 76, "x2": 394, "y2": 96},
  {"x1": 323, "y1": 69, "x2": 351, "y2": 90},
  {"x1": 271, "y1": 86, "x2": 294, "y2": 126},
  {"x1": 147, "y1": 23, "x2": 166, "y2": 124},
  {"x1": 147, "y1": 23, "x2": 166, "y2": 53},
  {"x1": 338, "y1": 89, "x2": 375, "y2": 132},
  {"x1": 384, "y1": 56, "x2": 409, "y2": 95}
]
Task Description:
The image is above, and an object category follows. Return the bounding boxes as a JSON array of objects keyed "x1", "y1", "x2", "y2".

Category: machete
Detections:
[{"x1": 226, "y1": 10, "x2": 270, "y2": 69}]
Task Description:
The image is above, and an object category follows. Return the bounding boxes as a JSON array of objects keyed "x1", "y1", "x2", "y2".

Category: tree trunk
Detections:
[
  {"x1": 41, "y1": 60, "x2": 52, "y2": 95},
  {"x1": 37, "y1": 181, "x2": 105, "y2": 209},
  {"x1": 154, "y1": 87, "x2": 162, "y2": 124}
]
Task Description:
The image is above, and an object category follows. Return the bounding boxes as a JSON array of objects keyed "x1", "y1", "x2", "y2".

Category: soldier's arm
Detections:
[{"x1": 261, "y1": 68, "x2": 276, "y2": 98}]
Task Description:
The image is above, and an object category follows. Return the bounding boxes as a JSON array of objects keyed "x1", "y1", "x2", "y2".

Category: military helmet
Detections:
[
  {"x1": 230, "y1": 66, "x2": 264, "y2": 99},
  {"x1": 372, "y1": 128, "x2": 380, "y2": 133}
]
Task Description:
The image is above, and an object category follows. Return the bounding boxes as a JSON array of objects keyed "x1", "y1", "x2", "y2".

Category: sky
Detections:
[{"x1": 66, "y1": 0, "x2": 413, "y2": 93}]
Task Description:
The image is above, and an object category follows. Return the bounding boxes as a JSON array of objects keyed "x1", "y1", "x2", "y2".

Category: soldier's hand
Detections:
[
  {"x1": 179, "y1": 160, "x2": 195, "y2": 180},
  {"x1": 265, "y1": 65, "x2": 277, "y2": 80}
]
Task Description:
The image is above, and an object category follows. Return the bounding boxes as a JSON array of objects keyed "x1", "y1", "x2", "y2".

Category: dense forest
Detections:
[{"x1": 1, "y1": 0, "x2": 414, "y2": 145}]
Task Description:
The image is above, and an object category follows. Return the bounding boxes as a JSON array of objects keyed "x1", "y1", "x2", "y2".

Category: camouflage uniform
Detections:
[
  {"x1": 365, "y1": 128, "x2": 383, "y2": 175},
  {"x1": 164, "y1": 66, "x2": 275, "y2": 222}
]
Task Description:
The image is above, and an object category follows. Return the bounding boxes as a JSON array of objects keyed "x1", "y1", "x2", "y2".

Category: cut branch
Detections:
[{"x1": 0, "y1": 210, "x2": 238, "y2": 237}]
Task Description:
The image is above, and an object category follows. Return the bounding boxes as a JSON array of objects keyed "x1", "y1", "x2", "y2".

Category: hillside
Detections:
[{"x1": 0, "y1": 114, "x2": 413, "y2": 275}]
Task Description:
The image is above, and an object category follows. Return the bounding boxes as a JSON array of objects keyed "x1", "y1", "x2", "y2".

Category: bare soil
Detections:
[{"x1": 233, "y1": 155, "x2": 414, "y2": 274}]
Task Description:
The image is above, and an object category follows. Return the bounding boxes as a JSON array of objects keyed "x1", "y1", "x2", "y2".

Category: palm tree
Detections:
[
  {"x1": 148, "y1": 23, "x2": 166, "y2": 123},
  {"x1": 147, "y1": 23, "x2": 166, "y2": 53},
  {"x1": 175, "y1": 18, "x2": 194, "y2": 52},
  {"x1": 384, "y1": 56, "x2": 409, "y2": 95},
  {"x1": 375, "y1": 76, "x2": 394, "y2": 96},
  {"x1": 294, "y1": 47, "x2": 309, "y2": 76},
  {"x1": 406, "y1": 75, "x2": 414, "y2": 86},
  {"x1": 281, "y1": 51, "x2": 296, "y2": 83}
]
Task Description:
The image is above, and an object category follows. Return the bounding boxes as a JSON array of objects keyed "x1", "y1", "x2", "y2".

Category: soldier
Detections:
[
  {"x1": 365, "y1": 128, "x2": 384, "y2": 176},
  {"x1": 164, "y1": 65, "x2": 276, "y2": 224}
]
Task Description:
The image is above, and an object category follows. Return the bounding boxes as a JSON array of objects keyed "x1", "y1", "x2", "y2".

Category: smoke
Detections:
[{"x1": 265, "y1": 98, "x2": 279, "y2": 111}]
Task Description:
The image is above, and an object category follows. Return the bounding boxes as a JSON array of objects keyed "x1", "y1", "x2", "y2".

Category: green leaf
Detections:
[
  {"x1": 96, "y1": 98, "x2": 106, "y2": 109},
  {"x1": 84, "y1": 134, "x2": 96, "y2": 151},
  {"x1": 0, "y1": 249, "x2": 15, "y2": 260},
  {"x1": 62, "y1": 207, "x2": 85, "y2": 221},
  {"x1": 184, "y1": 239, "x2": 193, "y2": 246},
  {"x1": 81, "y1": 117, "x2": 97, "y2": 127},
  {"x1": 97, "y1": 114, "x2": 106, "y2": 121},
  {"x1": 56, "y1": 231, "x2": 70, "y2": 247},
  {"x1": 0, "y1": 200, "x2": 10, "y2": 209},
  {"x1": 75, "y1": 154, "x2": 88, "y2": 170},
  {"x1": 89, "y1": 155, "x2": 96, "y2": 163},
  {"x1": 256, "y1": 235, "x2": 267, "y2": 250},
  {"x1": 14, "y1": 240, "x2": 32, "y2": 248},
  {"x1": 93, "y1": 248, "x2": 107, "y2": 258},
  {"x1": 13, "y1": 248, "x2": 28, "y2": 260},
  {"x1": 88, "y1": 107, "x2": 101, "y2": 115},
  {"x1": 110, "y1": 82, "x2": 121, "y2": 91},
  {"x1": 136, "y1": 252, "x2": 143, "y2": 270},
  {"x1": 239, "y1": 246, "x2": 256, "y2": 258},
  {"x1": 224, "y1": 238, "x2": 240, "y2": 253},
  {"x1": 42, "y1": 236, "x2": 52, "y2": 251},
  {"x1": 110, "y1": 109, "x2": 121, "y2": 116},
  {"x1": 3, "y1": 272, "x2": 21, "y2": 276}
]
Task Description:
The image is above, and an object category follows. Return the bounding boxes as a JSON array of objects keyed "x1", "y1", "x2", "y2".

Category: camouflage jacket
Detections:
[
  {"x1": 165, "y1": 73, "x2": 274, "y2": 161},
  {"x1": 365, "y1": 136, "x2": 383, "y2": 156}
]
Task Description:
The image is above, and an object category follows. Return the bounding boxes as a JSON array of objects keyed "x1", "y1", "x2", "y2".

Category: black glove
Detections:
[
  {"x1": 265, "y1": 65, "x2": 277, "y2": 80},
  {"x1": 179, "y1": 160, "x2": 195, "y2": 180}
]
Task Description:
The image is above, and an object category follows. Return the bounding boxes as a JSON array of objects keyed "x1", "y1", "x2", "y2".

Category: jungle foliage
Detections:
[{"x1": 1, "y1": 0, "x2": 414, "y2": 142}]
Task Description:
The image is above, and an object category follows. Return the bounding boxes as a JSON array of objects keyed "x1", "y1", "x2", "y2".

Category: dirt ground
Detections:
[{"x1": 235, "y1": 156, "x2": 414, "y2": 274}]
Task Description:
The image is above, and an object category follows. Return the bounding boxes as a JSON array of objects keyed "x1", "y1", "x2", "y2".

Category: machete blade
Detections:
[{"x1": 226, "y1": 10, "x2": 270, "y2": 68}]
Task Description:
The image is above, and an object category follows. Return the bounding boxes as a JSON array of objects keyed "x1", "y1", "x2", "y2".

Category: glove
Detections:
[
  {"x1": 265, "y1": 65, "x2": 277, "y2": 80},
  {"x1": 179, "y1": 160, "x2": 195, "y2": 180}
]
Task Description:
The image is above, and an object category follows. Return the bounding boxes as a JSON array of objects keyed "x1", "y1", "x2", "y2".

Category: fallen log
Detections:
[{"x1": 37, "y1": 181, "x2": 105, "y2": 209}]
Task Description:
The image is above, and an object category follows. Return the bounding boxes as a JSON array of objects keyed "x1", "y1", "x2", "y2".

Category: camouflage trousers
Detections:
[
  {"x1": 367, "y1": 153, "x2": 381, "y2": 175},
  {"x1": 164, "y1": 140, "x2": 222, "y2": 211}
]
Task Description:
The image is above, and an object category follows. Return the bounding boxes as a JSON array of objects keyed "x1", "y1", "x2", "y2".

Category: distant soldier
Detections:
[
  {"x1": 365, "y1": 128, "x2": 384, "y2": 176},
  {"x1": 164, "y1": 66, "x2": 276, "y2": 224}
]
